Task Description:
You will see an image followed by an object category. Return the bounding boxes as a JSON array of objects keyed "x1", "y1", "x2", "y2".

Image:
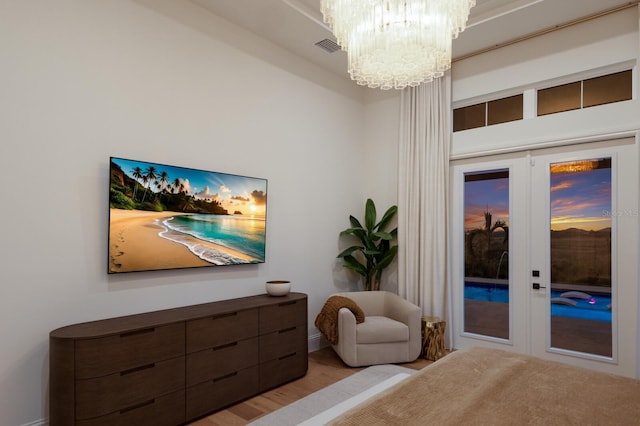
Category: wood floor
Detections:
[{"x1": 189, "y1": 347, "x2": 434, "y2": 425}]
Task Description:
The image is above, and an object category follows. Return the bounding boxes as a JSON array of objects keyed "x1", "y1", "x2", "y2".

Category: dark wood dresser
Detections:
[{"x1": 49, "y1": 292, "x2": 308, "y2": 426}]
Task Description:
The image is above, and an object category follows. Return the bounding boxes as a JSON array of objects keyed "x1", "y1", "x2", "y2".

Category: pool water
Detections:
[
  {"x1": 464, "y1": 282, "x2": 612, "y2": 322},
  {"x1": 465, "y1": 284, "x2": 509, "y2": 303}
]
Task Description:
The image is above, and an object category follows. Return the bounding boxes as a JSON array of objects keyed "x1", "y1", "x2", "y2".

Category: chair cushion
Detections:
[{"x1": 356, "y1": 316, "x2": 409, "y2": 344}]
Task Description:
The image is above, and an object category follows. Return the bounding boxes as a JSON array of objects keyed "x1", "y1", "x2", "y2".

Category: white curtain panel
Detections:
[{"x1": 398, "y1": 75, "x2": 451, "y2": 340}]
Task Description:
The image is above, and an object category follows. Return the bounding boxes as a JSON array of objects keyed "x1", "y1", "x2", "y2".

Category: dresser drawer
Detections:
[
  {"x1": 259, "y1": 351, "x2": 307, "y2": 392},
  {"x1": 75, "y1": 356, "x2": 184, "y2": 420},
  {"x1": 76, "y1": 389, "x2": 185, "y2": 426},
  {"x1": 75, "y1": 323, "x2": 184, "y2": 379},
  {"x1": 259, "y1": 325, "x2": 307, "y2": 363},
  {"x1": 186, "y1": 309, "x2": 258, "y2": 353},
  {"x1": 186, "y1": 365, "x2": 259, "y2": 421},
  {"x1": 186, "y1": 337, "x2": 259, "y2": 387},
  {"x1": 259, "y1": 299, "x2": 306, "y2": 334}
]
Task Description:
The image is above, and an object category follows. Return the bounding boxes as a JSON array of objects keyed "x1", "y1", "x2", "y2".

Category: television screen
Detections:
[{"x1": 108, "y1": 157, "x2": 267, "y2": 273}]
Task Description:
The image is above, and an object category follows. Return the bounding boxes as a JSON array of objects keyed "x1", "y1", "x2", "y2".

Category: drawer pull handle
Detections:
[
  {"x1": 120, "y1": 399, "x2": 155, "y2": 414},
  {"x1": 120, "y1": 328, "x2": 155, "y2": 338},
  {"x1": 279, "y1": 352, "x2": 297, "y2": 361},
  {"x1": 211, "y1": 312, "x2": 238, "y2": 320},
  {"x1": 279, "y1": 327, "x2": 296, "y2": 334},
  {"x1": 120, "y1": 363, "x2": 155, "y2": 376},
  {"x1": 212, "y1": 341, "x2": 238, "y2": 351},
  {"x1": 278, "y1": 301, "x2": 296, "y2": 307},
  {"x1": 213, "y1": 371, "x2": 238, "y2": 382}
]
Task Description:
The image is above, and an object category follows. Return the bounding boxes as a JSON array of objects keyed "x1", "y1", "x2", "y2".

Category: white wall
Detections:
[{"x1": 0, "y1": 1, "x2": 377, "y2": 425}]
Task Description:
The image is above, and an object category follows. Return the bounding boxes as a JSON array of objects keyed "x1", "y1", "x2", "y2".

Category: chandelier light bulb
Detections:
[{"x1": 321, "y1": 0, "x2": 476, "y2": 90}]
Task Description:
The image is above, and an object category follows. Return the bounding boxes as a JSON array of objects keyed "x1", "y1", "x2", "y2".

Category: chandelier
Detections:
[{"x1": 320, "y1": 0, "x2": 476, "y2": 90}]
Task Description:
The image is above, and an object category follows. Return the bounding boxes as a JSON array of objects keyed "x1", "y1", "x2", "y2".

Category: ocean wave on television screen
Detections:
[
  {"x1": 157, "y1": 214, "x2": 266, "y2": 262},
  {"x1": 171, "y1": 214, "x2": 266, "y2": 259},
  {"x1": 189, "y1": 243, "x2": 254, "y2": 265},
  {"x1": 157, "y1": 224, "x2": 253, "y2": 265}
]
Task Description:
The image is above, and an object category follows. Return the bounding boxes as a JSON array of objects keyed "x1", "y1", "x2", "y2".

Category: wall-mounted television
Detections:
[{"x1": 108, "y1": 157, "x2": 267, "y2": 273}]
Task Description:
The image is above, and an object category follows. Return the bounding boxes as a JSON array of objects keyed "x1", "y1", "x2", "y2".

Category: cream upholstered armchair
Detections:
[{"x1": 330, "y1": 291, "x2": 422, "y2": 367}]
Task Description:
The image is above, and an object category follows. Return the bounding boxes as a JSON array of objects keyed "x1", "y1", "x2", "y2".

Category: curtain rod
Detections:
[{"x1": 453, "y1": 1, "x2": 640, "y2": 63}]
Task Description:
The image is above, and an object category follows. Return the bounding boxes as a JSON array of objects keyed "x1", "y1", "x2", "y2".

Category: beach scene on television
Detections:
[{"x1": 109, "y1": 157, "x2": 267, "y2": 273}]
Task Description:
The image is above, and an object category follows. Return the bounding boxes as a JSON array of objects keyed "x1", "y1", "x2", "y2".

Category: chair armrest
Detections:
[
  {"x1": 336, "y1": 307, "x2": 357, "y2": 339},
  {"x1": 333, "y1": 307, "x2": 359, "y2": 366},
  {"x1": 384, "y1": 294, "x2": 422, "y2": 359}
]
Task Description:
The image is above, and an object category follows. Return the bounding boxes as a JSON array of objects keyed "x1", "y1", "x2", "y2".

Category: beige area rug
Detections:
[{"x1": 247, "y1": 364, "x2": 415, "y2": 426}]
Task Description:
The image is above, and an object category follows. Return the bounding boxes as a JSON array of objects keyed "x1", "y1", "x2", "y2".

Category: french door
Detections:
[{"x1": 450, "y1": 138, "x2": 639, "y2": 377}]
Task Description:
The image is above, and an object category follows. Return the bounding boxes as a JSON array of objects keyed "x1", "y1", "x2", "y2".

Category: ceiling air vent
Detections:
[{"x1": 315, "y1": 38, "x2": 341, "y2": 53}]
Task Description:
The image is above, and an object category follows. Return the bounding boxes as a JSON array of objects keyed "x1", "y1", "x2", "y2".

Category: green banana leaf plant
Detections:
[{"x1": 337, "y1": 198, "x2": 398, "y2": 291}]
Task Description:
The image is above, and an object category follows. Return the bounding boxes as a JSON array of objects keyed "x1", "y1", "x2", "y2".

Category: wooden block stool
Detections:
[{"x1": 421, "y1": 316, "x2": 446, "y2": 361}]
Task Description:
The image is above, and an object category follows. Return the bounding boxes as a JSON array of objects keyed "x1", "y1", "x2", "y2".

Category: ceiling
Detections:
[{"x1": 190, "y1": 0, "x2": 637, "y2": 83}]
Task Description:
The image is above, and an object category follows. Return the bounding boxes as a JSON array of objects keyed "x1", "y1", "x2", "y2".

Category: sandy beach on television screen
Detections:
[{"x1": 108, "y1": 209, "x2": 257, "y2": 273}]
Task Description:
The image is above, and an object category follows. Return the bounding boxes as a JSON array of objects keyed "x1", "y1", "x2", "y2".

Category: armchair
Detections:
[{"x1": 330, "y1": 291, "x2": 422, "y2": 367}]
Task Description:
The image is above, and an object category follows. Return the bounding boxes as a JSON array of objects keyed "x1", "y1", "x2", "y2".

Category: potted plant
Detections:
[{"x1": 337, "y1": 198, "x2": 398, "y2": 291}]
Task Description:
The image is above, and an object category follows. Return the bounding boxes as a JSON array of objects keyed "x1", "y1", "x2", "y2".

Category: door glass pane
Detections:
[
  {"x1": 464, "y1": 169, "x2": 510, "y2": 339},
  {"x1": 549, "y1": 158, "x2": 612, "y2": 357}
]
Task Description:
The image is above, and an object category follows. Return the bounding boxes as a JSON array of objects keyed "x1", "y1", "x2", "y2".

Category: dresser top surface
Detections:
[{"x1": 50, "y1": 292, "x2": 307, "y2": 339}]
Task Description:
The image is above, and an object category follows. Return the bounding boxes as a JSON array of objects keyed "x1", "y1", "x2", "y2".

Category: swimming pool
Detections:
[{"x1": 464, "y1": 282, "x2": 612, "y2": 322}]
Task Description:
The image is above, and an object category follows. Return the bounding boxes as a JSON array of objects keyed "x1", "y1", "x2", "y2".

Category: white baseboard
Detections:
[
  {"x1": 21, "y1": 419, "x2": 46, "y2": 426},
  {"x1": 308, "y1": 331, "x2": 329, "y2": 352}
]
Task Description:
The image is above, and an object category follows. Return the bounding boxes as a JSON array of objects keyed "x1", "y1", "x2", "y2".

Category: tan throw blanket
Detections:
[
  {"x1": 329, "y1": 346, "x2": 640, "y2": 425},
  {"x1": 315, "y1": 295, "x2": 365, "y2": 344}
]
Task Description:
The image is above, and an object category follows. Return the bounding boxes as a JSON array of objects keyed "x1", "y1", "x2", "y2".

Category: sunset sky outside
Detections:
[
  {"x1": 550, "y1": 160, "x2": 611, "y2": 231},
  {"x1": 464, "y1": 170, "x2": 509, "y2": 231},
  {"x1": 464, "y1": 160, "x2": 611, "y2": 232}
]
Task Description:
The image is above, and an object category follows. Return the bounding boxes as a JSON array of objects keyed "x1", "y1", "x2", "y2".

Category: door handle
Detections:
[{"x1": 532, "y1": 283, "x2": 546, "y2": 290}]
